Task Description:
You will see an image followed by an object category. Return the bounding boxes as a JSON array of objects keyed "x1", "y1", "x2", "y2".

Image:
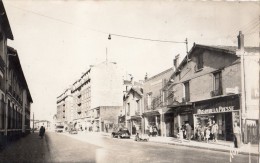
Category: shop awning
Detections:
[
  {"x1": 167, "y1": 102, "x2": 192, "y2": 108},
  {"x1": 143, "y1": 110, "x2": 160, "y2": 116},
  {"x1": 131, "y1": 115, "x2": 142, "y2": 119}
]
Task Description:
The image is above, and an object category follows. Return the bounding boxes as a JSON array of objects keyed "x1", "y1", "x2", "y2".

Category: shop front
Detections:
[
  {"x1": 143, "y1": 110, "x2": 161, "y2": 136},
  {"x1": 193, "y1": 95, "x2": 240, "y2": 141},
  {"x1": 130, "y1": 116, "x2": 142, "y2": 135},
  {"x1": 167, "y1": 103, "x2": 193, "y2": 138}
]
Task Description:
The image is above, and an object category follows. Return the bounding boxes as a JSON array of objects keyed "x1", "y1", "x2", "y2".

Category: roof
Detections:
[
  {"x1": 170, "y1": 43, "x2": 259, "y2": 80},
  {"x1": 195, "y1": 44, "x2": 259, "y2": 54},
  {"x1": 145, "y1": 68, "x2": 173, "y2": 82},
  {"x1": 129, "y1": 87, "x2": 143, "y2": 96},
  {"x1": 124, "y1": 87, "x2": 143, "y2": 100},
  {"x1": 7, "y1": 46, "x2": 33, "y2": 102},
  {"x1": 0, "y1": 1, "x2": 13, "y2": 40}
]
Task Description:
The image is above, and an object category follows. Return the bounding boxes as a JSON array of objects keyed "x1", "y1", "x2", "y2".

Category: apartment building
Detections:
[
  {"x1": 57, "y1": 61, "x2": 123, "y2": 132},
  {"x1": 0, "y1": 1, "x2": 33, "y2": 147}
]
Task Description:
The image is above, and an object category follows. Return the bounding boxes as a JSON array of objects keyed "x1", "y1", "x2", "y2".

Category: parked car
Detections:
[
  {"x1": 55, "y1": 125, "x2": 64, "y2": 133},
  {"x1": 111, "y1": 128, "x2": 130, "y2": 139},
  {"x1": 69, "y1": 128, "x2": 78, "y2": 134}
]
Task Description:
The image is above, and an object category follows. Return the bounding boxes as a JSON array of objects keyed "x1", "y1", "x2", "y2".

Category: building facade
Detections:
[
  {"x1": 164, "y1": 32, "x2": 259, "y2": 143},
  {"x1": 123, "y1": 87, "x2": 143, "y2": 135},
  {"x1": 0, "y1": 1, "x2": 33, "y2": 147},
  {"x1": 56, "y1": 61, "x2": 123, "y2": 132},
  {"x1": 142, "y1": 68, "x2": 174, "y2": 137}
]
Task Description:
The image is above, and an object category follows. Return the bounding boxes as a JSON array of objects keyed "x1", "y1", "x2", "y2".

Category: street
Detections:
[{"x1": 0, "y1": 132, "x2": 257, "y2": 163}]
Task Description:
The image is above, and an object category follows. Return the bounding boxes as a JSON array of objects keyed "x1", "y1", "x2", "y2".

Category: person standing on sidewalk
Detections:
[
  {"x1": 233, "y1": 122, "x2": 241, "y2": 148},
  {"x1": 185, "y1": 122, "x2": 192, "y2": 142},
  {"x1": 211, "y1": 120, "x2": 218, "y2": 142},
  {"x1": 205, "y1": 127, "x2": 210, "y2": 143}
]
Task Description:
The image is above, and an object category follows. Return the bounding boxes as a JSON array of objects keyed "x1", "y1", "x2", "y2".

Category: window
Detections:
[
  {"x1": 184, "y1": 82, "x2": 190, "y2": 102},
  {"x1": 196, "y1": 54, "x2": 204, "y2": 70},
  {"x1": 147, "y1": 93, "x2": 152, "y2": 108},
  {"x1": 213, "y1": 72, "x2": 222, "y2": 95},
  {"x1": 127, "y1": 103, "x2": 130, "y2": 116},
  {"x1": 136, "y1": 100, "x2": 140, "y2": 113}
]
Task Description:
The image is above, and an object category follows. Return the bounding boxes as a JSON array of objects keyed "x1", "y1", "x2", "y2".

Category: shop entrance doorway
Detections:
[{"x1": 225, "y1": 112, "x2": 233, "y2": 141}]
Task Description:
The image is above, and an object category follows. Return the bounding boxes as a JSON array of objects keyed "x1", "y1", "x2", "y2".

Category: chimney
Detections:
[
  {"x1": 237, "y1": 31, "x2": 244, "y2": 51},
  {"x1": 144, "y1": 73, "x2": 148, "y2": 81},
  {"x1": 173, "y1": 54, "x2": 180, "y2": 71},
  {"x1": 131, "y1": 76, "x2": 134, "y2": 85}
]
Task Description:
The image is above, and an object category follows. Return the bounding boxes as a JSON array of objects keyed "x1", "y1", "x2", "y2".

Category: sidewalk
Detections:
[
  {"x1": 99, "y1": 132, "x2": 258, "y2": 156},
  {"x1": 0, "y1": 132, "x2": 51, "y2": 163}
]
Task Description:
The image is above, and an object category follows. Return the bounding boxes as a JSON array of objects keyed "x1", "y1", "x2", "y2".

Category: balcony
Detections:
[{"x1": 210, "y1": 89, "x2": 222, "y2": 97}]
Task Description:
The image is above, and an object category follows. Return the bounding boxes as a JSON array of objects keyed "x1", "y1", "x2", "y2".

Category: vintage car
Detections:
[
  {"x1": 111, "y1": 128, "x2": 130, "y2": 139},
  {"x1": 55, "y1": 125, "x2": 64, "y2": 133},
  {"x1": 69, "y1": 128, "x2": 78, "y2": 134}
]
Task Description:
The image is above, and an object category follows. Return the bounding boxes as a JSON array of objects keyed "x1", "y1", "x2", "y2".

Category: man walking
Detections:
[{"x1": 211, "y1": 120, "x2": 218, "y2": 142}]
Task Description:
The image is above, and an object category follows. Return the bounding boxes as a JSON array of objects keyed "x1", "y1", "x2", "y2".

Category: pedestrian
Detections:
[
  {"x1": 185, "y1": 122, "x2": 192, "y2": 142},
  {"x1": 39, "y1": 126, "x2": 45, "y2": 139},
  {"x1": 153, "y1": 126, "x2": 158, "y2": 136},
  {"x1": 178, "y1": 127, "x2": 184, "y2": 143},
  {"x1": 211, "y1": 120, "x2": 218, "y2": 142},
  {"x1": 233, "y1": 122, "x2": 241, "y2": 148},
  {"x1": 132, "y1": 125, "x2": 136, "y2": 135},
  {"x1": 205, "y1": 127, "x2": 210, "y2": 143},
  {"x1": 182, "y1": 123, "x2": 186, "y2": 139},
  {"x1": 149, "y1": 125, "x2": 153, "y2": 137}
]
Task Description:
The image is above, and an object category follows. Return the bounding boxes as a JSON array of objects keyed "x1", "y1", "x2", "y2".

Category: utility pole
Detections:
[{"x1": 258, "y1": 15, "x2": 260, "y2": 163}]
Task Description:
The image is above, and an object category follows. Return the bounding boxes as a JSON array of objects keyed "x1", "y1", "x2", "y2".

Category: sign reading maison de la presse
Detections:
[{"x1": 197, "y1": 106, "x2": 238, "y2": 115}]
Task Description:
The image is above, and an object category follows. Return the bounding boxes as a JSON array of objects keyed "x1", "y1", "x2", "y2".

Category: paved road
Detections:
[
  {"x1": 47, "y1": 132, "x2": 257, "y2": 163},
  {"x1": 0, "y1": 132, "x2": 257, "y2": 163}
]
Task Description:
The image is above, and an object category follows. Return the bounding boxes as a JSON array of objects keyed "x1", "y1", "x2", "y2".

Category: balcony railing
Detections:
[{"x1": 210, "y1": 89, "x2": 222, "y2": 97}]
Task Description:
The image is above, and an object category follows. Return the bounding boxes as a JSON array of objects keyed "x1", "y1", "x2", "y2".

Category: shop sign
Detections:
[
  {"x1": 226, "y1": 87, "x2": 239, "y2": 94},
  {"x1": 197, "y1": 106, "x2": 235, "y2": 115}
]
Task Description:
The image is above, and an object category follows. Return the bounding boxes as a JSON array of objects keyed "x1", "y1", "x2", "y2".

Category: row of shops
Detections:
[{"x1": 124, "y1": 94, "x2": 257, "y2": 143}]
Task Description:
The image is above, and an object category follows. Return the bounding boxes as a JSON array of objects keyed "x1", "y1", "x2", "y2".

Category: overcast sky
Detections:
[{"x1": 3, "y1": 0, "x2": 259, "y2": 121}]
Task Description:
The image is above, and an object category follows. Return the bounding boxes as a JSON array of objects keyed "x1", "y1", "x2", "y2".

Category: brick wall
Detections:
[{"x1": 169, "y1": 48, "x2": 241, "y2": 103}]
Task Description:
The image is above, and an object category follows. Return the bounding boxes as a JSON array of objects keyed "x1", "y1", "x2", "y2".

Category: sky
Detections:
[{"x1": 2, "y1": 0, "x2": 259, "y2": 121}]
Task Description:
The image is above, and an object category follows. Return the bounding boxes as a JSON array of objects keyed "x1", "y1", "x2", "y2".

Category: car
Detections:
[
  {"x1": 55, "y1": 125, "x2": 64, "y2": 133},
  {"x1": 111, "y1": 128, "x2": 130, "y2": 139},
  {"x1": 69, "y1": 128, "x2": 78, "y2": 134}
]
